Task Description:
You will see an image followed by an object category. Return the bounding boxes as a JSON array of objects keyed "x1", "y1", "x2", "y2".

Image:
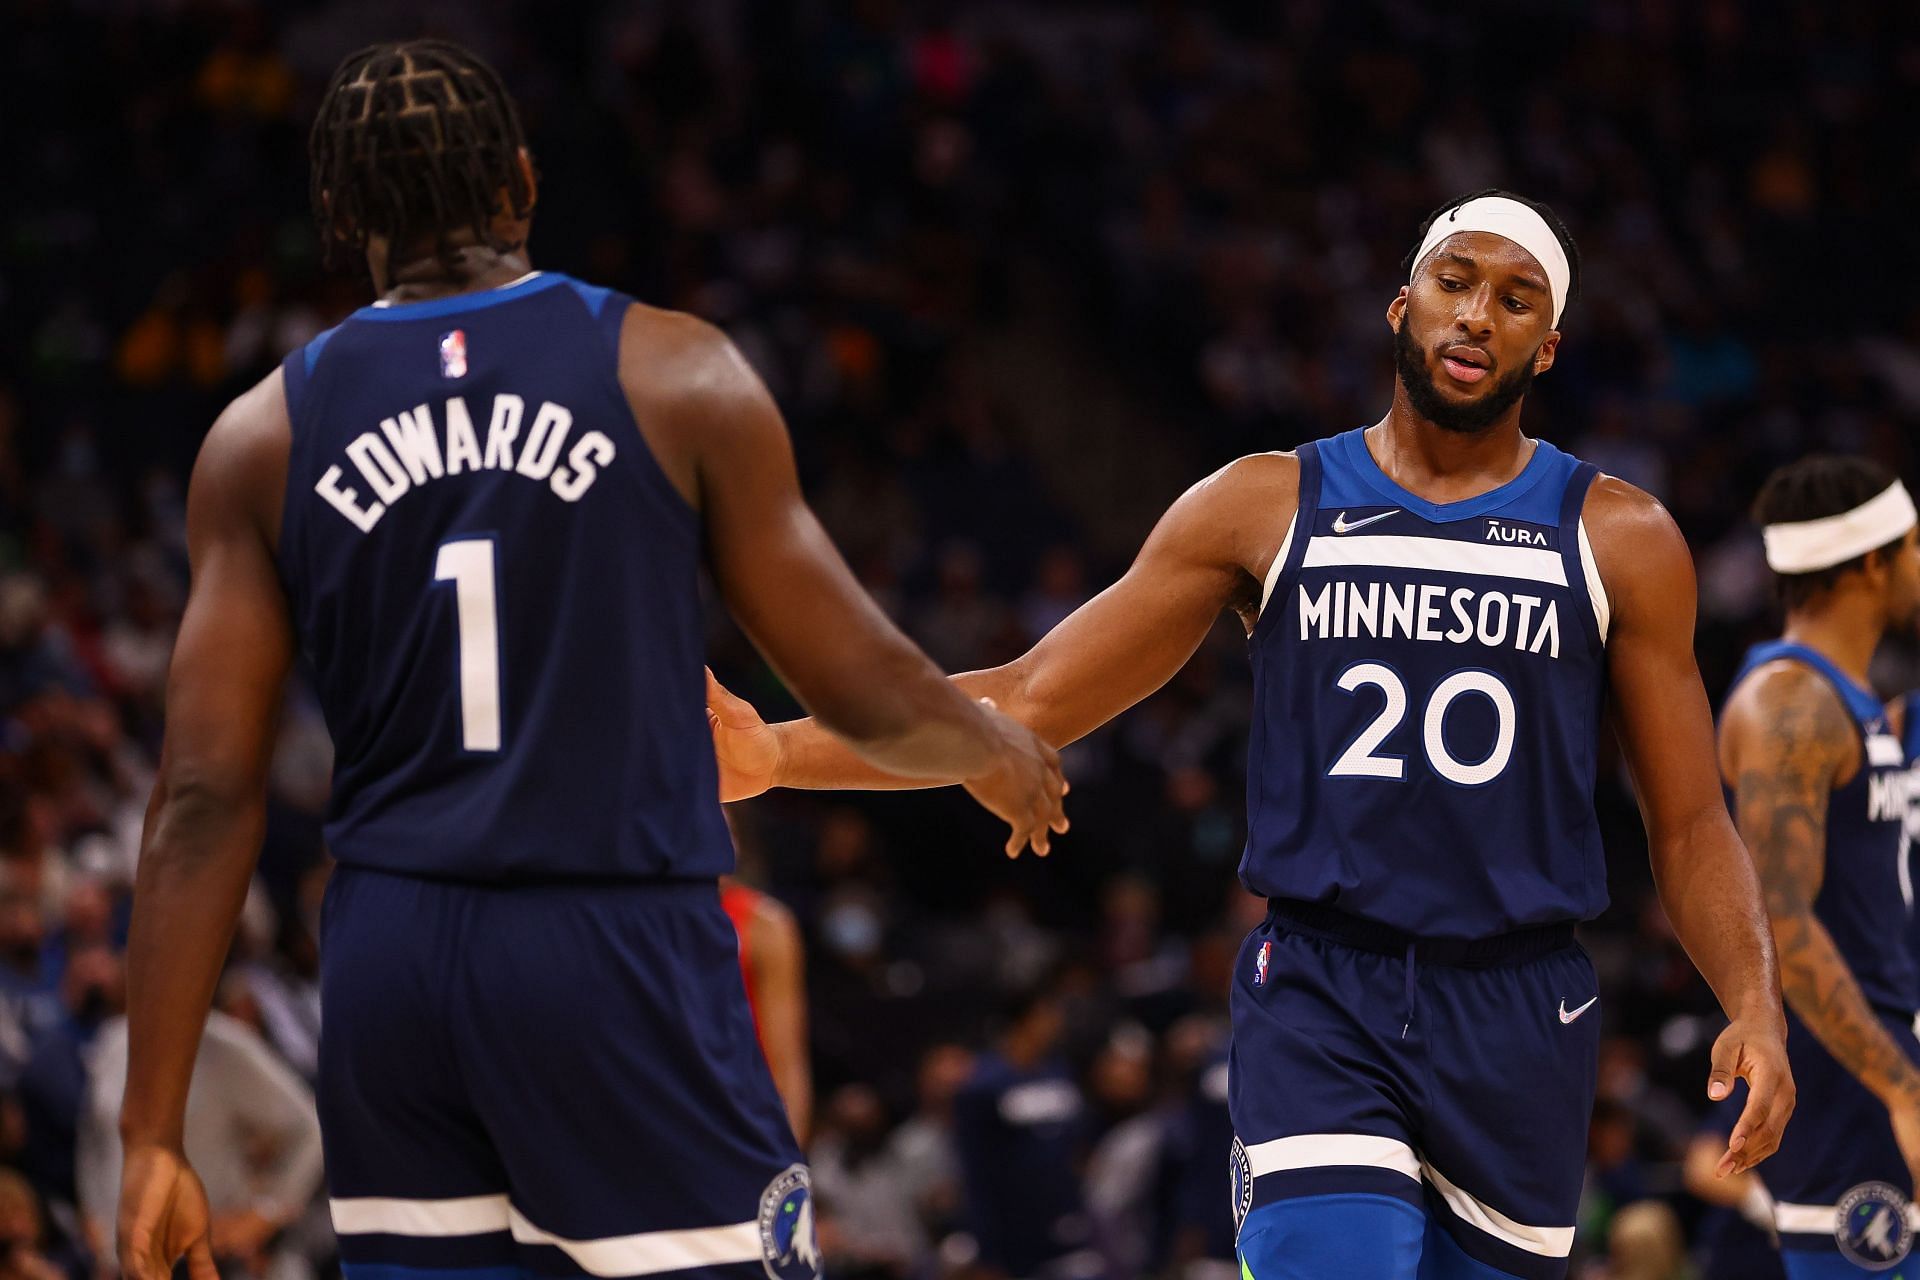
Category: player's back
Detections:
[
  {"x1": 278, "y1": 271, "x2": 730, "y2": 882},
  {"x1": 1243, "y1": 427, "x2": 1610, "y2": 939}
]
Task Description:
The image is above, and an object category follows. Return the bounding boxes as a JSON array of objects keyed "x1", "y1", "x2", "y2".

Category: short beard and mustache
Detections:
[{"x1": 1392, "y1": 313, "x2": 1539, "y2": 434}]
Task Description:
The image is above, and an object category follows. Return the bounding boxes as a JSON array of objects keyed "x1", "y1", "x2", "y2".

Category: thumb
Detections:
[
  {"x1": 1706, "y1": 1039, "x2": 1739, "y2": 1101},
  {"x1": 705, "y1": 668, "x2": 751, "y2": 720}
]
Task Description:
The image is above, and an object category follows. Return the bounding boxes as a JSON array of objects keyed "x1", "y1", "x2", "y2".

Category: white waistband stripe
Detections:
[
  {"x1": 329, "y1": 1196, "x2": 763, "y2": 1277},
  {"x1": 1774, "y1": 1201, "x2": 1920, "y2": 1236},
  {"x1": 1237, "y1": 1135, "x2": 1572, "y2": 1258},
  {"x1": 1420, "y1": 1161, "x2": 1575, "y2": 1258},
  {"x1": 1303, "y1": 535, "x2": 1569, "y2": 587},
  {"x1": 1242, "y1": 1133, "x2": 1421, "y2": 1181},
  {"x1": 330, "y1": 1195, "x2": 510, "y2": 1237},
  {"x1": 506, "y1": 1207, "x2": 762, "y2": 1277}
]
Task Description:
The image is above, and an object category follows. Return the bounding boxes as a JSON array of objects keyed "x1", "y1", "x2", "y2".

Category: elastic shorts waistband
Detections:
[{"x1": 1266, "y1": 898, "x2": 1577, "y2": 968}]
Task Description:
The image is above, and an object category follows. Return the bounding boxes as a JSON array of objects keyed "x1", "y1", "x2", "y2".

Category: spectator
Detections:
[
  {"x1": 76, "y1": 1011, "x2": 325, "y2": 1280},
  {"x1": 952, "y1": 981, "x2": 1100, "y2": 1280}
]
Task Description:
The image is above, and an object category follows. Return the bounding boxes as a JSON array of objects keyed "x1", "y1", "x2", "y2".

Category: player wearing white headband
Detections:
[
  {"x1": 1719, "y1": 456, "x2": 1920, "y2": 1277},
  {"x1": 707, "y1": 188, "x2": 1793, "y2": 1278}
]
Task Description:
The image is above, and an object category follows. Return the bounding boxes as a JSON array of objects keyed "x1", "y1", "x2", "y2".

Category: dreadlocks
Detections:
[{"x1": 309, "y1": 40, "x2": 534, "y2": 273}]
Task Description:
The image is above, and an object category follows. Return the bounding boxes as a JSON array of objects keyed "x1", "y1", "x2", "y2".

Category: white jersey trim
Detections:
[
  {"x1": 1774, "y1": 1200, "x2": 1920, "y2": 1236},
  {"x1": 330, "y1": 1195, "x2": 764, "y2": 1275},
  {"x1": 330, "y1": 1194, "x2": 509, "y2": 1237},
  {"x1": 1238, "y1": 1134, "x2": 1573, "y2": 1258},
  {"x1": 1301, "y1": 534, "x2": 1569, "y2": 587},
  {"x1": 1420, "y1": 1159, "x2": 1575, "y2": 1258},
  {"x1": 1577, "y1": 519, "x2": 1609, "y2": 644},
  {"x1": 1258, "y1": 515, "x2": 1299, "y2": 616},
  {"x1": 1242, "y1": 1133, "x2": 1421, "y2": 1181}
]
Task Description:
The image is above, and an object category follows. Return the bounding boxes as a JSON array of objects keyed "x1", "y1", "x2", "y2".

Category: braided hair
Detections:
[
  {"x1": 309, "y1": 40, "x2": 533, "y2": 273},
  {"x1": 1753, "y1": 454, "x2": 1904, "y2": 610}
]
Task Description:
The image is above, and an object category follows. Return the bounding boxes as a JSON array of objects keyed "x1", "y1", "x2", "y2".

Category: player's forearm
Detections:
[
  {"x1": 1772, "y1": 909, "x2": 1920, "y2": 1107},
  {"x1": 1650, "y1": 811, "x2": 1781, "y2": 1023},
  {"x1": 776, "y1": 668, "x2": 1025, "y2": 790},
  {"x1": 119, "y1": 777, "x2": 264, "y2": 1148}
]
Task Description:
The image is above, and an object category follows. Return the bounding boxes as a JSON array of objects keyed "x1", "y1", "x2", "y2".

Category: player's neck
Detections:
[
  {"x1": 1367, "y1": 398, "x2": 1533, "y2": 505},
  {"x1": 369, "y1": 242, "x2": 535, "y2": 304},
  {"x1": 1782, "y1": 601, "x2": 1884, "y2": 687}
]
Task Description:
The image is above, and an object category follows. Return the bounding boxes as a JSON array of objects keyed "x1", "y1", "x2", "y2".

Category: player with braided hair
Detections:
[{"x1": 114, "y1": 40, "x2": 1065, "y2": 1280}]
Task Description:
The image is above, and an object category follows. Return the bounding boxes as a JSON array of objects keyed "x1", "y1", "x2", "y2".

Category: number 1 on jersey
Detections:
[{"x1": 434, "y1": 538, "x2": 502, "y2": 752}]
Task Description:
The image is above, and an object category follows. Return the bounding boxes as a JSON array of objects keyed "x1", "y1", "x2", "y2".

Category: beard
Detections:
[{"x1": 1392, "y1": 314, "x2": 1538, "y2": 434}]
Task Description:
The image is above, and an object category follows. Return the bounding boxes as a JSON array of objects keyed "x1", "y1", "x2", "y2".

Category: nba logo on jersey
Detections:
[
  {"x1": 1254, "y1": 940, "x2": 1271, "y2": 987},
  {"x1": 439, "y1": 329, "x2": 468, "y2": 378}
]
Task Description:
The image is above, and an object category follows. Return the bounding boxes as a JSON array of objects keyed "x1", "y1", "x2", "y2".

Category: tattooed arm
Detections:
[{"x1": 1720, "y1": 661, "x2": 1920, "y2": 1185}]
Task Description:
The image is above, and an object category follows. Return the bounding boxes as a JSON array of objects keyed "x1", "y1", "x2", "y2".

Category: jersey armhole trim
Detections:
[
  {"x1": 1258, "y1": 517, "x2": 1297, "y2": 615},
  {"x1": 1577, "y1": 520, "x2": 1610, "y2": 644}
]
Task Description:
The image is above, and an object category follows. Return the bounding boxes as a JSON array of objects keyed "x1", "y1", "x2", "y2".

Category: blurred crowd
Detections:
[{"x1": 3, "y1": 1, "x2": 1919, "y2": 1278}]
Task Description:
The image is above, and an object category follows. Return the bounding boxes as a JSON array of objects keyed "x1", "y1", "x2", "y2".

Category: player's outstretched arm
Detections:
[
  {"x1": 1722, "y1": 661, "x2": 1920, "y2": 1191},
  {"x1": 713, "y1": 455, "x2": 1295, "y2": 803},
  {"x1": 118, "y1": 372, "x2": 295, "y2": 1280},
  {"x1": 1586, "y1": 477, "x2": 1793, "y2": 1177},
  {"x1": 617, "y1": 305, "x2": 1064, "y2": 853}
]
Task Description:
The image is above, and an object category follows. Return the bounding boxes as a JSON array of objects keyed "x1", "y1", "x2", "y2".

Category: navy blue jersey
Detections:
[
  {"x1": 1725, "y1": 642, "x2": 1917, "y2": 1015},
  {"x1": 1243, "y1": 429, "x2": 1609, "y2": 939},
  {"x1": 277, "y1": 272, "x2": 732, "y2": 882},
  {"x1": 1898, "y1": 690, "x2": 1920, "y2": 979}
]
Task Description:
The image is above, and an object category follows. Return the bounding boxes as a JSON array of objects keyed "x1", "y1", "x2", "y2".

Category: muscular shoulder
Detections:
[
  {"x1": 1720, "y1": 658, "x2": 1859, "y2": 785},
  {"x1": 192, "y1": 367, "x2": 292, "y2": 548},
  {"x1": 1577, "y1": 475, "x2": 1694, "y2": 626},
  {"x1": 1173, "y1": 451, "x2": 1300, "y2": 570},
  {"x1": 614, "y1": 303, "x2": 772, "y2": 507}
]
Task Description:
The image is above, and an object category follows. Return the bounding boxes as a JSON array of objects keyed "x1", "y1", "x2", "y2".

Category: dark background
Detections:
[{"x1": 3, "y1": 2, "x2": 1918, "y2": 1277}]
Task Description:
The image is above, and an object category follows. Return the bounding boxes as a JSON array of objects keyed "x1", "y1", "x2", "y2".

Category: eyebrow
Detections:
[{"x1": 1433, "y1": 251, "x2": 1549, "y2": 295}]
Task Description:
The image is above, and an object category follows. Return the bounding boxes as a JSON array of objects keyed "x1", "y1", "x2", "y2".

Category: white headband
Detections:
[
  {"x1": 1763, "y1": 481, "x2": 1918, "y2": 574},
  {"x1": 1411, "y1": 195, "x2": 1571, "y2": 327}
]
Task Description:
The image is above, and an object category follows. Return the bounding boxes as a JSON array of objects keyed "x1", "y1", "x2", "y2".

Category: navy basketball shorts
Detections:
[
  {"x1": 317, "y1": 866, "x2": 815, "y2": 1280},
  {"x1": 1751, "y1": 1007, "x2": 1920, "y2": 1277},
  {"x1": 1228, "y1": 903, "x2": 1600, "y2": 1280}
]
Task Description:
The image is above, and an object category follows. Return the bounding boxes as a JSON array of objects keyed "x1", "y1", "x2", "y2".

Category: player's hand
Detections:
[
  {"x1": 707, "y1": 668, "x2": 783, "y2": 802},
  {"x1": 117, "y1": 1143, "x2": 218, "y2": 1280},
  {"x1": 1709, "y1": 1012, "x2": 1794, "y2": 1177},
  {"x1": 962, "y1": 700, "x2": 1069, "y2": 858},
  {"x1": 1886, "y1": 1094, "x2": 1920, "y2": 1195}
]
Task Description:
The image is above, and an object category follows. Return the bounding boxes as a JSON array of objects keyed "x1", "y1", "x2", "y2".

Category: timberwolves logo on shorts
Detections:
[
  {"x1": 758, "y1": 1164, "x2": 820, "y2": 1280},
  {"x1": 1836, "y1": 1181, "x2": 1914, "y2": 1270},
  {"x1": 1229, "y1": 1138, "x2": 1254, "y2": 1236}
]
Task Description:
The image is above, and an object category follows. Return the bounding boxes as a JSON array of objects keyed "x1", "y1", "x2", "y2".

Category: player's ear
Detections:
[
  {"x1": 1386, "y1": 287, "x2": 1409, "y2": 332},
  {"x1": 517, "y1": 147, "x2": 538, "y2": 213},
  {"x1": 1532, "y1": 330, "x2": 1560, "y2": 376}
]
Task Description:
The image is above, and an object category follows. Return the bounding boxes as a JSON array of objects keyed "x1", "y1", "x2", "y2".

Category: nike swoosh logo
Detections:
[
  {"x1": 1331, "y1": 509, "x2": 1399, "y2": 535},
  {"x1": 1558, "y1": 996, "x2": 1598, "y2": 1025}
]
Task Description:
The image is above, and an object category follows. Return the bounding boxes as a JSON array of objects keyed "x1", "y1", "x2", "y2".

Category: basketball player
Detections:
[
  {"x1": 1720, "y1": 457, "x2": 1920, "y2": 1276},
  {"x1": 706, "y1": 189, "x2": 1794, "y2": 1278},
  {"x1": 115, "y1": 40, "x2": 1068, "y2": 1280}
]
